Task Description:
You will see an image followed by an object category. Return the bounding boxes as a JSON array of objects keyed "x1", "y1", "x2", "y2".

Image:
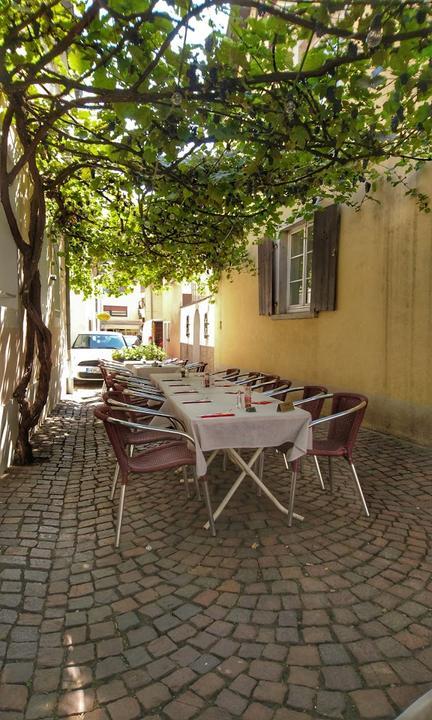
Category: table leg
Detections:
[
  {"x1": 204, "y1": 448, "x2": 303, "y2": 530},
  {"x1": 203, "y1": 465, "x2": 249, "y2": 530},
  {"x1": 228, "y1": 448, "x2": 304, "y2": 521}
]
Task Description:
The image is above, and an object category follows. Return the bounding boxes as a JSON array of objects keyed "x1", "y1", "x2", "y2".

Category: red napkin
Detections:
[
  {"x1": 252, "y1": 400, "x2": 273, "y2": 405},
  {"x1": 182, "y1": 400, "x2": 211, "y2": 404},
  {"x1": 225, "y1": 391, "x2": 238, "y2": 394},
  {"x1": 200, "y1": 413, "x2": 235, "y2": 418}
]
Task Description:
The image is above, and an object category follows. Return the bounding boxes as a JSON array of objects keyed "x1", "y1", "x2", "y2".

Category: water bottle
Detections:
[
  {"x1": 204, "y1": 372, "x2": 210, "y2": 388},
  {"x1": 244, "y1": 384, "x2": 252, "y2": 409}
]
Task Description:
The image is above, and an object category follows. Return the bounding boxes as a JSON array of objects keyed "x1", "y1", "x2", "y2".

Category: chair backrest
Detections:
[
  {"x1": 223, "y1": 368, "x2": 240, "y2": 380},
  {"x1": 302, "y1": 385, "x2": 328, "y2": 421},
  {"x1": 94, "y1": 404, "x2": 130, "y2": 476},
  {"x1": 99, "y1": 363, "x2": 117, "y2": 387},
  {"x1": 327, "y1": 393, "x2": 368, "y2": 452},
  {"x1": 265, "y1": 379, "x2": 292, "y2": 398},
  {"x1": 252, "y1": 375, "x2": 280, "y2": 391}
]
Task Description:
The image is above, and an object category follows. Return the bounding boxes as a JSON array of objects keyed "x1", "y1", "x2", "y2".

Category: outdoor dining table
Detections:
[{"x1": 149, "y1": 372, "x2": 312, "y2": 530}]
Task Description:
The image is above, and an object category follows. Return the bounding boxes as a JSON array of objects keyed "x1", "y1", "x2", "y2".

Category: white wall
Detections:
[
  {"x1": 180, "y1": 298, "x2": 215, "y2": 346},
  {"x1": 0, "y1": 220, "x2": 68, "y2": 474}
]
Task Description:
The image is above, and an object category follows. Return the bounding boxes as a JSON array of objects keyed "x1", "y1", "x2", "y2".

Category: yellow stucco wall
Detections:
[{"x1": 215, "y1": 166, "x2": 432, "y2": 445}]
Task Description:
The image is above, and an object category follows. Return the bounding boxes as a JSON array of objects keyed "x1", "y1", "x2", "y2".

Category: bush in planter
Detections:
[{"x1": 112, "y1": 343, "x2": 167, "y2": 362}]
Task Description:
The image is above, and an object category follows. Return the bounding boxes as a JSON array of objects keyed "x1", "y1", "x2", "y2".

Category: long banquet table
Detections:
[{"x1": 149, "y1": 372, "x2": 312, "y2": 530}]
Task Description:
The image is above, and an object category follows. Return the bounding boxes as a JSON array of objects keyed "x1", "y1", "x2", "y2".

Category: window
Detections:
[
  {"x1": 203, "y1": 313, "x2": 209, "y2": 338},
  {"x1": 280, "y1": 221, "x2": 313, "y2": 311},
  {"x1": 186, "y1": 315, "x2": 190, "y2": 337},
  {"x1": 258, "y1": 205, "x2": 340, "y2": 317}
]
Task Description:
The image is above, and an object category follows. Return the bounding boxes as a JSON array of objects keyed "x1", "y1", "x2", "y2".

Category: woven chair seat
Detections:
[{"x1": 128, "y1": 441, "x2": 196, "y2": 473}]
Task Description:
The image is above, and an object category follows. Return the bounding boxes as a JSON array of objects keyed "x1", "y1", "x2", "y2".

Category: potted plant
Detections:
[{"x1": 112, "y1": 342, "x2": 167, "y2": 363}]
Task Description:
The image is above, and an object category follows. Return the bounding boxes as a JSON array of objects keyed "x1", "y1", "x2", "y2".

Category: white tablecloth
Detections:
[
  {"x1": 150, "y1": 374, "x2": 312, "y2": 477},
  {"x1": 131, "y1": 364, "x2": 182, "y2": 378}
]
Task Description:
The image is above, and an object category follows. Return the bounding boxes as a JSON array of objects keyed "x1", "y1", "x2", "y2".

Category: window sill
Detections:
[{"x1": 271, "y1": 310, "x2": 317, "y2": 320}]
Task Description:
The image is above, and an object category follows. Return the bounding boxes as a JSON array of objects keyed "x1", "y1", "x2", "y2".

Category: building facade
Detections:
[
  {"x1": 213, "y1": 166, "x2": 432, "y2": 445},
  {"x1": 70, "y1": 286, "x2": 142, "y2": 342}
]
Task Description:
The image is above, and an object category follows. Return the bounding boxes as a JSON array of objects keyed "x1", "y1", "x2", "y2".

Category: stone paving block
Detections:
[
  {"x1": 25, "y1": 692, "x2": 57, "y2": 719},
  {"x1": 243, "y1": 702, "x2": 274, "y2": 720},
  {"x1": 0, "y1": 684, "x2": 28, "y2": 711},
  {"x1": 315, "y1": 689, "x2": 346, "y2": 718},
  {"x1": 136, "y1": 681, "x2": 171, "y2": 711},
  {"x1": 287, "y1": 645, "x2": 320, "y2": 666},
  {"x1": 286, "y1": 684, "x2": 316, "y2": 711},
  {"x1": 253, "y1": 679, "x2": 286, "y2": 704},
  {"x1": 350, "y1": 689, "x2": 394, "y2": 719},
  {"x1": 1, "y1": 662, "x2": 34, "y2": 683},
  {"x1": 216, "y1": 688, "x2": 248, "y2": 716},
  {"x1": 288, "y1": 666, "x2": 319, "y2": 689},
  {"x1": 229, "y1": 673, "x2": 257, "y2": 698},
  {"x1": 96, "y1": 679, "x2": 127, "y2": 704},
  {"x1": 106, "y1": 696, "x2": 141, "y2": 720},
  {"x1": 57, "y1": 688, "x2": 95, "y2": 716},
  {"x1": 162, "y1": 667, "x2": 198, "y2": 692},
  {"x1": 322, "y1": 665, "x2": 362, "y2": 691}
]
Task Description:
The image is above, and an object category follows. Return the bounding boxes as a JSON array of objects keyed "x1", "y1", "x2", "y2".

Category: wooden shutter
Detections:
[
  {"x1": 311, "y1": 204, "x2": 340, "y2": 312},
  {"x1": 258, "y1": 239, "x2": 274, "y2": 315}
]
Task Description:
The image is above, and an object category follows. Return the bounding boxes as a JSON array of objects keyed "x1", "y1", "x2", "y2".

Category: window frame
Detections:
[
  {"x1": 284, "y1": 219, "x2": 313, "y2": 312},
  {"x1": 275, "y1": 218, "x2": 314, "y2": 316}
]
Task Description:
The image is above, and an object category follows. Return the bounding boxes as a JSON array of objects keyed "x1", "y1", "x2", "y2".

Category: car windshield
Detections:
[
  {"x1": 73, "y1": 334, "x2": 125, "y2": 349},
  {"x1": 125, "y1": 336, "x2": 138, "y2": 346}
]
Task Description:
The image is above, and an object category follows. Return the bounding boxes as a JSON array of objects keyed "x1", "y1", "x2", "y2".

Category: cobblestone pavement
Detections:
[{"x1": 1, "y1": 396, "x2": 432, "y2": 720}]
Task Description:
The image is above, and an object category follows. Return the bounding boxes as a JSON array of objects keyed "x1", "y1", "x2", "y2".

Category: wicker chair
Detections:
[
  {"x1": 94, "y1": 404, "x2": 215, "y2": 546},
  {"x1": 280, "y1": 393, "x2": 369, "y2": 525}
]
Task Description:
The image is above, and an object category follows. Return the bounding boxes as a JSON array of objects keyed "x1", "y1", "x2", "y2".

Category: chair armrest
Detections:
[
  {"x1": 253, "y1": 379, "x2": 276, "y2": 390},
  {"x1": 125, "y1": 377, "x2": 154, "y2": 387},
  {"x1": 263, "y1": 385, "x2": 291, "y2": 397},
  {"x1": 309, "y1": 400, "x2": 367, "y2": 427},
  {"x1": 125, "y1": 388, "x2": 165, "y2": 400},
  {"x1": 106, "y1": 399, "x2": 185, "y2": 429},
  {"x1": 293, "y1": 392, "x2": 331, "y2": 407},
  {"x1": 108, "y1": 416, "x2": 195, "y2": 446},
  {"x1": 236, "y1": 374, "x2": 263, "y2": 385},
  {"x1": 282, "y1": 386, "x2": 305, "y2": 395}
]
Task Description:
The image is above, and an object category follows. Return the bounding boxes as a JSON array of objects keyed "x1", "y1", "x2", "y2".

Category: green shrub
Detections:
[{"x1": 112, "y1": 343, "x2": 167, "y2": 362}]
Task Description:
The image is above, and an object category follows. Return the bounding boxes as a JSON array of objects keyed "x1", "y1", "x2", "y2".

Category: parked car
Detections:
[
  {"x1": 71, "y1": 331, "x2": 127, "y2": 381},
  {"x1": 125, "y1": 335, "x2": 139, "y2": 347}
]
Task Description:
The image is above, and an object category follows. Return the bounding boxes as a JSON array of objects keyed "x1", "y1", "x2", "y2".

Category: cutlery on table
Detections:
[
  {"x1": 200, "y1": 413, "x2": 235, "y2": 418},
  {"x1": 173, "y1": 391, "x2": 199, "y2": 394},
  {"x1": 182, "y1": 400, "x2": 212, "y2": 404}
]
